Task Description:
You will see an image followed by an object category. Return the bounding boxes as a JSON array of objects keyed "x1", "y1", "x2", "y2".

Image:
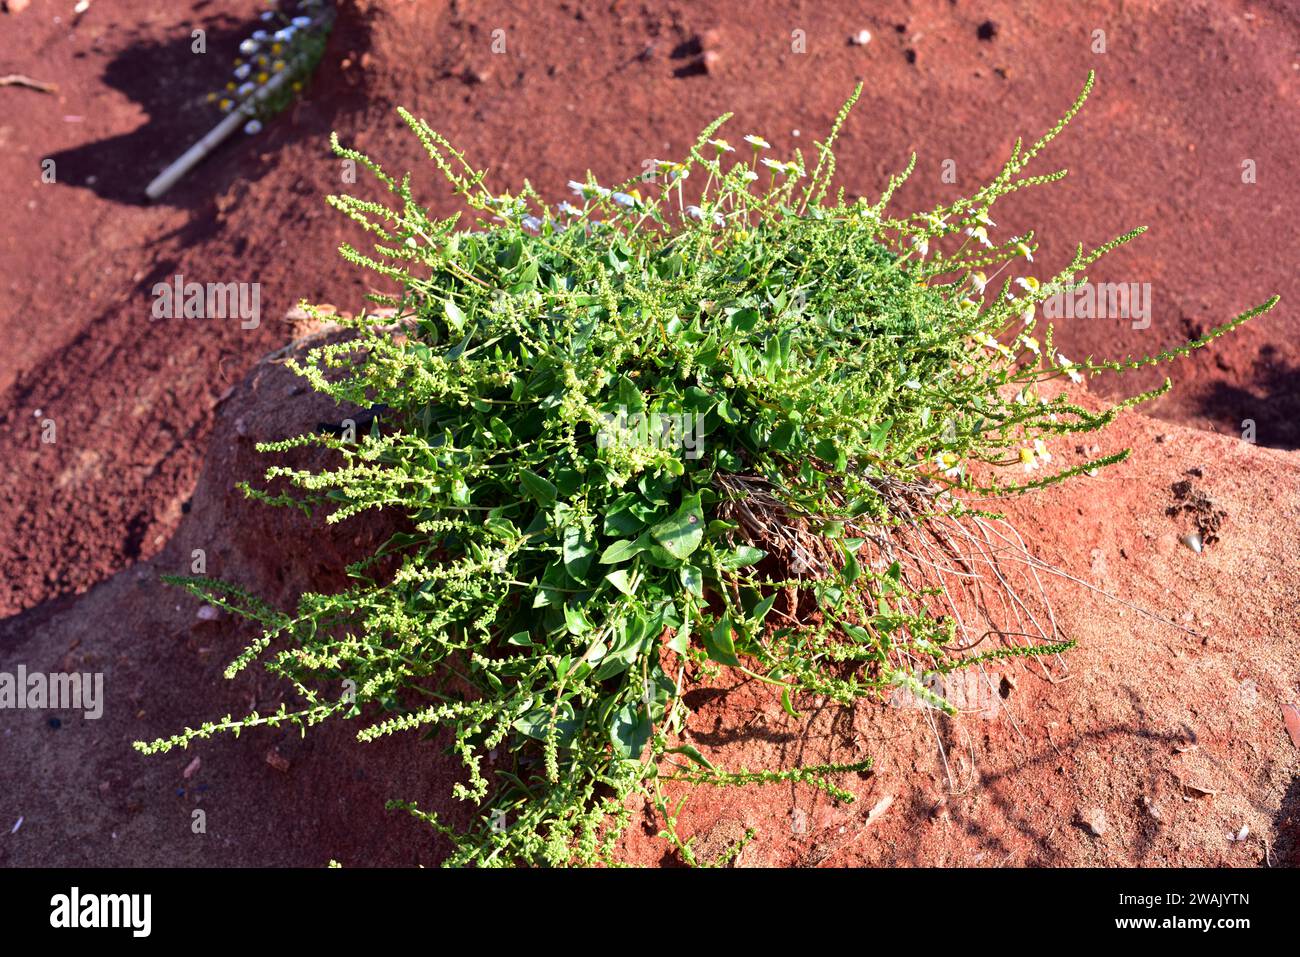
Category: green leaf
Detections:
[
  {"x1": 649, "y1": 493, "x2": 704, "y2": 560},
  {"x1": 667, "y1": 617, "x2": 692, "y2": 655},
  {"x1": 869, "y1": 418, "x2": 893, "y2": 452},
  {"x1": 720, "y1": 545, "x2": 766, "y2": 570},
  {"x1": 814, "y1": 437, "x2": 847, "y2": 472},
  {"x1": 679, "y1": 565, "x2": 704, "y2": 599},
  {"x1": 770, "y1": 419, "x2": 798, "y2": 451},
  {"x1": 703, "y1": 614, "x2": 740, "y2": 666},
  {"x1": 664, "y1": 744, "x2": 715, "y2": 771},
  {"x1": 749, "y1": 593, "x2": 777, "y2": 627},
  {"x1": 610, "y1": 703, "x2": 652, "y2": 759},
  {"x1": 563, "y1": 603, "x2": 591, "y2": 635},
  {"x1": 443, "y1": 298, "x2": 466, "y2": 334},
  {"x1": 606, "y1": 568, "x2": 636, "y2": 596},
  {"x1": 519, "y1": 470, "x2": 557, "y2": 506},
  {"x1": 600, "y1": 537, "x2": 646, "y2": 564},
  {"x1": 780, "y1": 687, "x2": 800, "y2": 718},
  {"x1": 562, "y1": 526, "x2": 595, "y2": 581}
]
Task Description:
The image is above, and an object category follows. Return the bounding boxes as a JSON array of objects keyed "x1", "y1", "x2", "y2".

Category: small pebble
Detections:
[
  {"x1": 850, "y1": 29, "x2": 871, "y2": 45},
  {"x1": 1180, "y1": 533, "x2": 1203, "y2": 554}
]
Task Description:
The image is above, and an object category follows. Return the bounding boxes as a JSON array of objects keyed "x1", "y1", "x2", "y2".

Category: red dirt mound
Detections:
[{"x1": 1, "y1": 0, "x2": 1296, "y2": 867}]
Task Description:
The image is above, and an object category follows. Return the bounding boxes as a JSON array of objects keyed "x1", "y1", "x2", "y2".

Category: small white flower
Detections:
[
  {"x1": 274, "y1": 28, "x2": 295, "y2": 42},
  {"x1": 243, "y1": 119, "x2": 263, "y2": 135},
  {"x1": 557, "y1": 201, "x2": 581, "y2": 216},
  {"x1": 1019, "y1": 447, "x2": 1038, "y2": 472},
  {"x1": 686, "y1": 206, "x2": 724, "y2": 226},
  {"x1": 1019, "y1": 335, "x2": 1041, "y2": 356},
  {"x1": 1033, "y1": 439, "x2": 1052, "y2": 464},
  {"x1": 977, "y1": 211, "x2": 996, "y2": 227},
  {"x1": 252, "y1": 29, "x2": 269, "y2": 40},
  {"x1": 911, "y1": 236, "x2": 929, "y2": 257},
  {"x1": 971, "y1": 271, "x2": 988, "y2": 295},
  {"x1": 234, "y1": 63, "x2": 252, "y2": 80},
  {"x1": 743, "y1": 134, "x2": 771, "y2": 149},
  {"x1": 237, "y1": 82, "x2": 256, "y2": 97},
  {"x1": 292, "y1": 16, "x2": 313, "y2": 28},
  {"x1": 934, "y1": 451, "x2": 962, "y2": 479},
  {"x1": 1016, "y1": 276, "x2": 1040, "y2": 294},
  {"x1": 521, "y1": 215, "x2": 542, "y2": 231},
  {"x1": 239, "y1": 39, "x2": 260, "y2": 56},
  {"x1": 708, "y1": 138, "x2": 735, "y2": 153},
  {"x1": 612, "y1": 191, "x2": 638, "y2": 208},
  {"x1": 1056, "y1": 354, "x2": 1085, "y2": 384},
  {"x1": 568, "y1": 180, "x2": 610, "y2": 199},
  {"x1": 740, "y1": 169, "x2": 758, "y2": 182},
  {"x1": 965, "y1": 225, "x2": 993, "y2": 248},
  {"x1": 1016, "y1": 241, "x2": 1035, "y2": 262},
  {"x1": 1021, "y1": 303, "x2": 1037, "y2": 325}
]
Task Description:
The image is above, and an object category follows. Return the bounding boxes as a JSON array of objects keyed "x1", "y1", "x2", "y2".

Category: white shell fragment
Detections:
[{"x1": 1180, "y1": 533, "x2": 1203, "y2": 553}]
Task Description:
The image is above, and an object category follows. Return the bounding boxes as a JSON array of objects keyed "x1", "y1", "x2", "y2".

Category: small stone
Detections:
[
  {"x1": 1282, "y1": 703, "x2": 1300, "y2": 749},
  {"x1": 1142, "y1": 796, "x2": 1163, "y2": 821},
  {"x1": 1180, "y1": 533, "x2": 1202, "y2": 554},
  {"x1": 265, "y1": 747, "x2": 290, "y2": 773},
  {"x1": 196, "y1": 604, "x2": 219, "y2": 621},
  {"x1": 1080, "y1": 807, "x2": 1107, "y2": 836},
  {"x1": 5, "y1": 0, "x2": 32, "y2": 14},
  {"x1": 850, "y1": 29, "x2": 872, "y2": 45},
  {"x1": 976, "y1": 20, "x2": 997, "y2": 41}
]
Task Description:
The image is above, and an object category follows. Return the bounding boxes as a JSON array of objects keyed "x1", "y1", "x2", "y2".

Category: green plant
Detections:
[{"x1": 136, "y1": 72, "x2": 1277, "y2": 866}]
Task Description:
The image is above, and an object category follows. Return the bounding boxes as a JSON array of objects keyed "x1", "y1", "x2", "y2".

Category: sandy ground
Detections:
[{"x1": 0, "y1": 0, "x2": 1296, "y2": 866}]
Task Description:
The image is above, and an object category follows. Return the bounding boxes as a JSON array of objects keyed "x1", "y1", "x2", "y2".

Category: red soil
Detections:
[{"x1": 0, "y1": 0, "x2": 1296, "y2": 866}]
